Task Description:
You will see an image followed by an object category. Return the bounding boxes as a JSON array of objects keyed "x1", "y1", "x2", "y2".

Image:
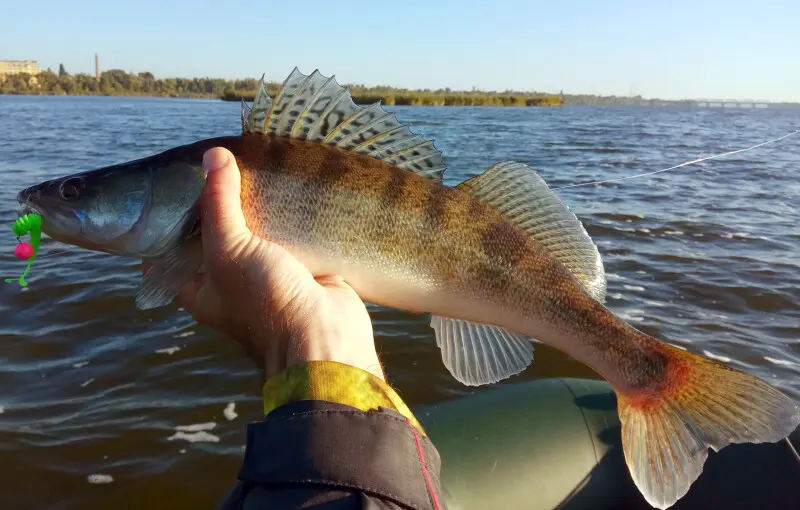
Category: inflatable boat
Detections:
[{"x1": 417, "y1": 378, "x2": 800, "y2": 510}]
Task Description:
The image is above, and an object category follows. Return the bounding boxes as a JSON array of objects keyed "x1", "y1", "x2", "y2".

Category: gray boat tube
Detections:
[{"x1": 415, "y1": 378, "x2": 800, "y2": 510}]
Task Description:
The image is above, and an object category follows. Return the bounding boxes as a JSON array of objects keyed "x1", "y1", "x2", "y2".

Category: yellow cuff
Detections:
[{"x1": 262, "y1": 361, "x2": 425, "y2": 435}]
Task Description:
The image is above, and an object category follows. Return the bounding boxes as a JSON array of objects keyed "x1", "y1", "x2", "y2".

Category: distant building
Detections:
[{"x1": 0, "y1": 60, "x2": 42, "y2": 76}]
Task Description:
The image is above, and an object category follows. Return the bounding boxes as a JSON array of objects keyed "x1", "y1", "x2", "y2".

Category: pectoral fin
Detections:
[{"x1": 136, "y1": 235, "x2": 203, "y2": 310}]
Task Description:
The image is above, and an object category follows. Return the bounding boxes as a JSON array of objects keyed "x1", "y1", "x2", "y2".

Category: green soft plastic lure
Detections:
[{"x1": 5, "y1": 214, "x2": 42, "y2": 287}]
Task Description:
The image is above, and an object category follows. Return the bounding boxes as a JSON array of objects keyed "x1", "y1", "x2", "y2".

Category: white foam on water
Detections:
[
  {"x1": 608, "y1": 293, "x2": 624, "y2": 300},
  {"x1": 702, "y1": 350, "x2": 731, "y2": 363},
  {"x1": 223, "y1": 402, "x2": 238, "y2": 421},
  {"x1": 663, "y1": 230, "x2": 684, "y2": 236},
  {"x1": 180, "y1": 449, "x2": 186, "y2": 454},
  {"x1": 167, "y1": 431, "x2": 220, "y2": 443},
  {"x1": 173, "y1": 331, "x2": 195, "y2": 339},
  {"x1": 156, "y1": 346, "x2": 181, "y2": 355},
  {"x1": 73, "y1": 361, "x2": 89, "y2": 368},
  {"x1": 764, "y1": 356, "x2": 797, "y2": 367},
  {"x1": 668, "y1": 343, "x2": 688, "y2": 351},
  {"x1": 176, "y1": 422, "x2": 216, "y2": 432},
  {"x1": 606, "y1": 273, "x2": 625, "y2": 281},
  {"x1": 721, "y1": 232, "x2": 756, "y2": 240},
  {"x1": 81, "y1": 378, "x2": 94, "y2": 388},
  {"x1": 87, "y1": 474, "x2": 114, "y2": 484},
  {"x1": 623, "y1": 285, "x2": 646, "y2": 292}
]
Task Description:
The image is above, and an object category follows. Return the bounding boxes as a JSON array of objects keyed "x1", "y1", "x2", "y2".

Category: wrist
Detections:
[{"x1": 285, "y1": 333, "x2": 385, "y2": 382}]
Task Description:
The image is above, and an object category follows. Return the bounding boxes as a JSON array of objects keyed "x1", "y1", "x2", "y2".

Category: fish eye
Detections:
[{"x1": 59, "y1": 177, "x2": 84, "y2": 201}]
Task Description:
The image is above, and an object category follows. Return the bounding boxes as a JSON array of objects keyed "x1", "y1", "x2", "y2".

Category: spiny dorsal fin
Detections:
[
  {"x1": 241, "y1": 98, "x2": 251, "y2": 133},
  {"x1": 245, "y1": 74, "x2": 273, "y2": 133},
  {"x1": 244, "y1": 67, "x2": 446, "y2": 181},
  {"x1": 459, "y1": 161, "x2": 607, "y2": 302}
]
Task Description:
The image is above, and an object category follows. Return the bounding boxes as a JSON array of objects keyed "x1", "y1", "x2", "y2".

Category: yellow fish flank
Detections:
[{"x1": 18, "y1": 68, "x2": 800, "y2": 510}]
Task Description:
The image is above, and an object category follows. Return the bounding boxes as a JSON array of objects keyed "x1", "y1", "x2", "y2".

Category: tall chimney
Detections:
[{"x1": 95, "y1": 53, "x2": 100, "y2": 80}]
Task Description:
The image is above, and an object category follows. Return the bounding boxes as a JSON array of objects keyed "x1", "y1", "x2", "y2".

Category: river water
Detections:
[{"x1": 0, "y1": 96, "x2": 798, "y2": 509}]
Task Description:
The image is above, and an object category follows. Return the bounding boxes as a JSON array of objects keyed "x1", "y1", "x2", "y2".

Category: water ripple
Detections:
[{"x1": 1, "y1": 97, "x2": 799, "y2": 508}]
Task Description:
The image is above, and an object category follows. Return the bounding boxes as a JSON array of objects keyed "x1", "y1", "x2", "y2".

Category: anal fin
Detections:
[
  {"x1": 431, "y1": 315, "x2": 534, "y2": 386},
  {"x1": 137, "y1": 235, "x2": 203, "y2": 310}
]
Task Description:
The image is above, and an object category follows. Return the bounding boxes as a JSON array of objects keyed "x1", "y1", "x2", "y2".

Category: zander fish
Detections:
[{"x1": 17, "y1": 68, "x2": 800, "y2": 509}]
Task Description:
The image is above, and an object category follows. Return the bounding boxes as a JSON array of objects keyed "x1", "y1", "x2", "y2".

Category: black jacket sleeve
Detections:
[{"x1": 218, "y1": 400, "x2": 445, "y2": 510}]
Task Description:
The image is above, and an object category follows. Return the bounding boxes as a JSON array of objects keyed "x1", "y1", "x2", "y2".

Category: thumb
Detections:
[{"x1": 200, "y1": 147, "x2": 250, "y2": 254}]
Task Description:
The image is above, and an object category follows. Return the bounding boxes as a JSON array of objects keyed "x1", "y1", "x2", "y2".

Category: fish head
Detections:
[{"x1": 17, "y1": 148, "x2": 207, "y2": 258}]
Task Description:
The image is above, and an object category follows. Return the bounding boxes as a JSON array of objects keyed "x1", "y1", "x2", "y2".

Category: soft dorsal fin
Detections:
[
  {"x1": 459, "y1": 161, "x2": 607, "y2": 302},
  {"x1": 241, "y1": 68, "x2": 446, "y2": 181}
]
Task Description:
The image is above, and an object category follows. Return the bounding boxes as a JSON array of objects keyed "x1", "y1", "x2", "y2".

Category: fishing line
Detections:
[
  {"x1": 786, "y1": 438, "x2": 800, "y2": 468},
  {"x1": 554, "y1": 129, "x2": 800, "y2": 471},
  {"x1": 552, "y1": 130, "x2": 799, "y2": 190},
  {"x1": 34, "y1": 249, "x2": 71, "y2": 259}
]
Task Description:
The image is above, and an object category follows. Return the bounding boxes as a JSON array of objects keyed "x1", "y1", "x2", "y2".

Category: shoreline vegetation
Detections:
[
  {"x1": 0, "y1": 68, "x2": 564, "y2": 106},
  {"x1": 2, "y1": 68, "x2": 798, "y2": 107},
  {"x1": 220, "y1": 89, "x2": 563, "y2": 107}
]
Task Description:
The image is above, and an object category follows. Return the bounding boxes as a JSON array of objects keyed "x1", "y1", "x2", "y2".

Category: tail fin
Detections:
[{"x1": 616, "y1": 345, "x2": 800, "y2": 509}]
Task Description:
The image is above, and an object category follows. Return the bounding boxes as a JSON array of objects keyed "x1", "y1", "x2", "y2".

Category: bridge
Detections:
[{"x1": 695, "y1": 99, "x2": 770, "y2": 108}]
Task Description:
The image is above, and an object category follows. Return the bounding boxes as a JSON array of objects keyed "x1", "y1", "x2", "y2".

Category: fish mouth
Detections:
[
  {"x1": 17, "y1": 188, "x2": 40, "y2": 216},
  {"x1": 16, "y1": 186, "x2": 82, "y2": 237}
]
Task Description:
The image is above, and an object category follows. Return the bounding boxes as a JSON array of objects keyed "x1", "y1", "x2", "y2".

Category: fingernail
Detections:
[{"x1": 203, "y1": 148, "x2": 230, "y2": 172}]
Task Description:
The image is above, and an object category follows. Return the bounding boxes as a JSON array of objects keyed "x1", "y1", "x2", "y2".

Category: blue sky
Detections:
[{"x1": 2, "y1": 0, "x2": 798, "y2": 101}]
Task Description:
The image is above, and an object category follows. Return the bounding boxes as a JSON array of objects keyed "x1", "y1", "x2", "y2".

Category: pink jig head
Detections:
[{"x1": 14, "y1": 242, "x2": 35, "y2": 260}]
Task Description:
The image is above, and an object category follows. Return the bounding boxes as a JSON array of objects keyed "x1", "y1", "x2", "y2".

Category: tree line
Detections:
[
  {"x1": 0, "y1": 66, "x2": 256, "y2": 98},
  {"x1": 0, "y1": 66, "x2": 564, "y2": 106},
  {"x1": 4, "y1": 65, "x2": 792, "y2": 107}
]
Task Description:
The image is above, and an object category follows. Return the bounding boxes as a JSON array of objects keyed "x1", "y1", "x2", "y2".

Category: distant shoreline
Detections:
[
  {"x1": 2, "y1": 69, "x2": 798, "y2": 107},
  {"x1": 0, "y1": 89, "x2": 564, "y2": 107},
  {"x1": 218, "y1": 90, "x2": 563, "y2": 106}
]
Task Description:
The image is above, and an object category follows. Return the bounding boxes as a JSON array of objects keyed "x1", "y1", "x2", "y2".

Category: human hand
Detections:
[{"x1": 169, "y1": 147, "x2": 384, "y2": 382}]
